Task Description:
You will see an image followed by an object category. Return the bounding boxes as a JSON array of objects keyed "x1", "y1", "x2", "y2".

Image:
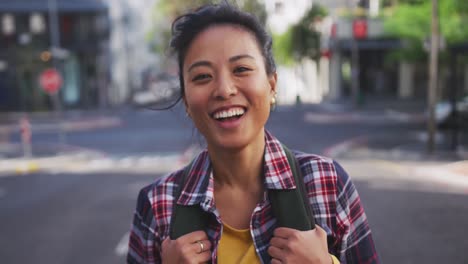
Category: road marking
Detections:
[
  {"x1": 115, "y1": 232, "x2": 130, "y2": 257},
  {"x1": 0, "y1": 187, "x2": 6, "y2": 198}
]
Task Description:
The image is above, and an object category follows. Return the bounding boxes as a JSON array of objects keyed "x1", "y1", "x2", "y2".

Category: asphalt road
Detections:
[{"x1": 1, "y1": 104, "x2": 467, "y2": 263}]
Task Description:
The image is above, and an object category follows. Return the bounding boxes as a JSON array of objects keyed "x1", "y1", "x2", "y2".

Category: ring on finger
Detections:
[{"x1": 196, "y1": 240, "x2": 204, "y2": 254}]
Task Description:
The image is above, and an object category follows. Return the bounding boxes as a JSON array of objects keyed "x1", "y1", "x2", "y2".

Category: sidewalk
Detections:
[
  {"x1": 325, "y1": 131, "x2": 468, "y2": 190},
  {"x1": 0, "y1": 109, "x2": 124, "y2": 176},
  {"x1": 0, "y1": 109, "x2": 122, "y2": 138},
  {"x1": 319, "y1": 95, "x2": 468, "y2": 189}
]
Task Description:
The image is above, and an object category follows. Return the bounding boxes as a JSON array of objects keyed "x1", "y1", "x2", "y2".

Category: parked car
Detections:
[
  {"x1": 131, "y1": 72, "x2": 180, "y2": 108},
  {"x1": 435, "y1": 95, "x2": 468, "y2": 129}
]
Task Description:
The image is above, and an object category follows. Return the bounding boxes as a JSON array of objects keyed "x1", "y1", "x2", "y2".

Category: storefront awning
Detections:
[
  {"x1": 337, "y1": 38, "x2": 403, "y2": 51},
  {"x1": 0, "y1": 0, "x2": 108, "y2": 13}
]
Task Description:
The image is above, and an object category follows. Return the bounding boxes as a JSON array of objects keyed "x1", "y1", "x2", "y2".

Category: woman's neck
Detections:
[{"x1": 208, "y1": 132, "x2": 265, "y2": 190}]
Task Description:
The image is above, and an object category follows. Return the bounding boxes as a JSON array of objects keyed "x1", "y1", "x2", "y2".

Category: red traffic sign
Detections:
[
  {"x1": 353, "y1": 19, "x2": 368, "y2": 39},
  {"x1": 39, "y1": 68, "x2": 62, "y2": 94}
]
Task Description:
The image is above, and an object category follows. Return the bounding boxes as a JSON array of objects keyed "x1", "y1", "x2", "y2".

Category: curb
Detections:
[
  {"x1": 0, "y1": 150, "x2": 105, "y2": 177},
  {"x1": 324, "y1": 135, "x2": 468, "y2": 186},
  {"x1": 0, "y1": 116, "x2": 122, "y2": 134},
  {"x1": 0, "y1": 144, "x2": 202, "y2": 177},
  {"x1": 322, "y1": 136, "x2": 368, "y2": 158},
  {"x1": 413, "y1": 161, "x2": 468, "y2": 189}
]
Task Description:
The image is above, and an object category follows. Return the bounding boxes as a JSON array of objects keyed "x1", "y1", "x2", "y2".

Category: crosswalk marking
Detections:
[{"x1": 115, "y1": 232, "x2": 130, "y2": 257}]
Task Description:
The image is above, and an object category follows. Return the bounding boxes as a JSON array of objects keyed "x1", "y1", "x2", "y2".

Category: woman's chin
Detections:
[{"x1": 206, "y1": 130, "x2": 265, "y2": 152}]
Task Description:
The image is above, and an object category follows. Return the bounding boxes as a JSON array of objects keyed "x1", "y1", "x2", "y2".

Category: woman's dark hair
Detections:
[{"x1": 170, "y1": 2, "x2": 276, "y2": 98}]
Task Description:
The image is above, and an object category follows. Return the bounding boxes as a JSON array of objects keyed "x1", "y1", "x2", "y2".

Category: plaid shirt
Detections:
[{"x1": 128, "y1": 130, "x2": 380, "y2": 263}]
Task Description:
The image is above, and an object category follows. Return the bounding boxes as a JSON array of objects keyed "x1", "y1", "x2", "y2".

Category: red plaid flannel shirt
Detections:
[{"x1": 127, "y1": 130, "x2": 380, "y2": 263}]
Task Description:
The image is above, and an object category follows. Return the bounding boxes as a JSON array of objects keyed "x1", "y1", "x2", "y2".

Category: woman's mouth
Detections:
[{"x1": 212, "y1": 107, "x2": 246, "y2": 122}]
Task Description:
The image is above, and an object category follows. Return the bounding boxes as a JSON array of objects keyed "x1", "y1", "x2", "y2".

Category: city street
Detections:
[{"x1": 0, "y1": 104, "x2": 467, "y2": 263}]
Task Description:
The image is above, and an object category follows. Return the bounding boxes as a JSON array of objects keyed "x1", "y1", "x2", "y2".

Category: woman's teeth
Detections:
[{"x1": 213, "y1": 108, "x2": 245, "y2": 120}]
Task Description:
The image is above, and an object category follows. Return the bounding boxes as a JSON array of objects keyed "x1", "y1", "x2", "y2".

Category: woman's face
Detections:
[{"x1": 183, "y1": 24, "x2": 277, "y2": 151}]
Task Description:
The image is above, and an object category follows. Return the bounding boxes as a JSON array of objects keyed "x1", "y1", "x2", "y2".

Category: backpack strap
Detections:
[
  {"x1": 169, "y1": 160, "x2": 209, "y2": 239},
  {"x1": 169, "y1": 145, "x2": 315, "y2": 239},
  {"x1": 268, "y1": 145, "x2": 315, "y2": 231}
]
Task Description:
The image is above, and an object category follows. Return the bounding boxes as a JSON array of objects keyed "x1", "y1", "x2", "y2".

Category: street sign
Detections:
[
  {"x1": 353, "y1": 19, "x2": 368, "y2": 39},
  {"x1": 39, "y1": 68, "x2": 62, "y2": 94}
]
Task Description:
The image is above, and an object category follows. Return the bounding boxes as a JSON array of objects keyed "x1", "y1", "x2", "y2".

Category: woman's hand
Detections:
[
  {"x1": 161, "y1": 231, "x2": 212, "y2": 264},
  {"x1": 268, "y1": 225, "x2": 332, "y2": 264}
]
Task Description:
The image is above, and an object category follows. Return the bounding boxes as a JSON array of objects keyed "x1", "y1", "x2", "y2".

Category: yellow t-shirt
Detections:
[
  {"x1": 217, "y1": 223, "x2": 341, "y2": 264},
  {"x1": 331, "y1": 254, "x2": 341, "y2": 263},
  {"x1": 217, "y1": 223, "x2": 261, "y2": 264}
]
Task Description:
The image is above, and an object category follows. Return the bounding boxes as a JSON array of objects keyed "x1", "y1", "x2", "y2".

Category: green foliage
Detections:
[
  {"x1": 383, "y1": 0, "x2": 468, "y2": 62},
  {"x1": 275, "y1": 4, "x2": 327, "y2": 63},
  {"x1": 272, "y1": 29, "x2": 295, "y2": 66},
  {"x1": 292, "y1": 4, "x2": 327, "y2": 61},
  {"x1": 440, "y1": 0, "x2": 468, "y2": 43}
]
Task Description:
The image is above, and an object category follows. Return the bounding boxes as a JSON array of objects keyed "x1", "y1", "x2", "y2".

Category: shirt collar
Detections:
[
  {"x1": 263, "y1": 130, "x2": 296, "y2": 190},
  {"x1": 176, "y1": 150, "x2": 214, "y2": 207},
  {"x1": 176, "y1": 130, "x2": 296, "y2": 206}
]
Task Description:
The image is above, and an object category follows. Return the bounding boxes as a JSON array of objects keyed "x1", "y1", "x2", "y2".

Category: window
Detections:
[{"x1": 2, "y1": 14, "x2": 15, "y2": 35}]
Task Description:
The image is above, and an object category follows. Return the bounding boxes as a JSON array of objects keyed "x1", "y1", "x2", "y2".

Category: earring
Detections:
[
  {"x1": 270, "y1": 96, "x2": 276, "y2": 105},
  {"x1": 270, "y1": 96, "x2": 277, "y2": 111}
]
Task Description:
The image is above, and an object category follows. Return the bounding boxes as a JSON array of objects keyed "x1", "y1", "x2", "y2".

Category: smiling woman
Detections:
[
  {"x1": 183, "y1": 25, "x2": 275, "y2": 151},
  {"x1": 127, "y1": 2, "x2": 380, "y2": 264}
]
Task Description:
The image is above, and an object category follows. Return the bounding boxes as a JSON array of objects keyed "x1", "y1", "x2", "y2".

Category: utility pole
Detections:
[
  {"x1": 427, "y1": 0, "x2": 439, "y2": 154},
  {"x1": 347, "y1": 0, "x2": 360, "y2": 107},
  {"x1": 351, "y1": 36, "x2": 360, "y2": 106},
  {"x1": 47, "y1": 0, "x2": 67, "y2": 147}
]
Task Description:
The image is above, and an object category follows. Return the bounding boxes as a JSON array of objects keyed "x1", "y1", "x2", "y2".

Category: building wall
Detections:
[
  {"x1": 104, "y1": 0, "x2": 157, "y2": 106},
  {"x1": 265, "y1": 0, "x2": 312, "y2": 35},
  {"x1": 265, "y1": 0, "x2": 326, "y2": 104},
  {"x1": 0, "y1": 5, "x2": 110, "y2": 112},
  {"x1": 0, "y1": 0, "x2": 160, "y2": 111}
]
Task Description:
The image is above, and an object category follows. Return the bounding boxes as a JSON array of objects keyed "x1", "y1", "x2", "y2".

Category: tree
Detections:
[
  {"x1": 272, "y1": 4, "x2": 328, "y2": 65},
  {"x1": 291, "y1": 4, "x2": 328, "y2": 62},
  {"x1": 383, "y1": 0, "x2": 468, "y2": 62}
]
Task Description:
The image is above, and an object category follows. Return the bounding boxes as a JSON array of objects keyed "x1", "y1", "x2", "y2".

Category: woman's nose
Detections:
[{"x1": 213, "y1": 73, "x2": 237, "y2": 99}]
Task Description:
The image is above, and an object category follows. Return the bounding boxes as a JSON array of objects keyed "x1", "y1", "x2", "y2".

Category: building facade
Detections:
[
  {"x1": 0, "y1": 0, "x2": 110, "y2": 112},
  {"x1": 265, "y1": 0, "x2": 408, "y2": 103}
]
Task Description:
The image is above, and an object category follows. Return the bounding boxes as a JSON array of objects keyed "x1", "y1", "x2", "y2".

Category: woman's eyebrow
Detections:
[
  {"x1": 229, "y1": 54, "x2": 254, "y2": 62},
  {"x1": 188, "y1": 61, "x2": 212, "y2": 73},
  {"x1": 188, "y1": 55, "x2": 254, "y2": 72}
]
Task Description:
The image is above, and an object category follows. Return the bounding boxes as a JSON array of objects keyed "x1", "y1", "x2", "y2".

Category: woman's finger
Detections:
[
  {"x1": 179, "y1": 230, "x2": 209, "y2": 244},
  {"x1": 191, "y1": 239, "x2": 211, "y2": 254},
  {"x1": 271, "y1": 258, "x2": 282, "y2": 264},
  {"x1": 195, "y1": 250, "x2": 212, "y2": 263},
  {"x1": 268, "y1": 245, "x2": 285, "y2": 260},
  {"x1": 189, "y1": 239, "x2": 211, "y2": 263},
  {"x1": 314, "y1": 224, "x2": 327, "y2": 239},
  {"x1": 270, "y1": 236, "x2": 288, "y2": 250},
  {"x1": 273, "y1": 227, "x2": 295, "y2": 239}
]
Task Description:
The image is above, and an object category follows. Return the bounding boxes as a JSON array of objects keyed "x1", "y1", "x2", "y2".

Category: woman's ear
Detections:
[
  {"x1": 268, "y1": 72, "x2": 278, "y2": 95},
  {"x1": 183, "y1": 97, "x2": 191, "y2": 118}
]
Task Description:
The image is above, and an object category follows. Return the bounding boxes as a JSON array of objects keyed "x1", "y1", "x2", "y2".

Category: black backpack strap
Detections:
[
  {"x1": 170, "y1": 144, "x2": 315, "y2": 239},
  {"x1": 169, "y1": 160, "x2": 209, "y2": 240},
  {"x1": 268, "y1": 145, "x2": 315, "y2": 231}
]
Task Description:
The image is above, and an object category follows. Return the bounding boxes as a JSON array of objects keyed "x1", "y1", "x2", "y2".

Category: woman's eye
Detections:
[
  {"x1": 234, "y1": 66, "x2": 251, "y2": 74},
  {"x1": 192, "y1": 74, "x2": 211, "y2": 82}
]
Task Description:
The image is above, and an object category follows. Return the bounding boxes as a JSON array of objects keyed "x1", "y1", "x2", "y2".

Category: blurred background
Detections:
[{"x1": 0, "y1": 0, "x2": 467, "y2": 263}]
